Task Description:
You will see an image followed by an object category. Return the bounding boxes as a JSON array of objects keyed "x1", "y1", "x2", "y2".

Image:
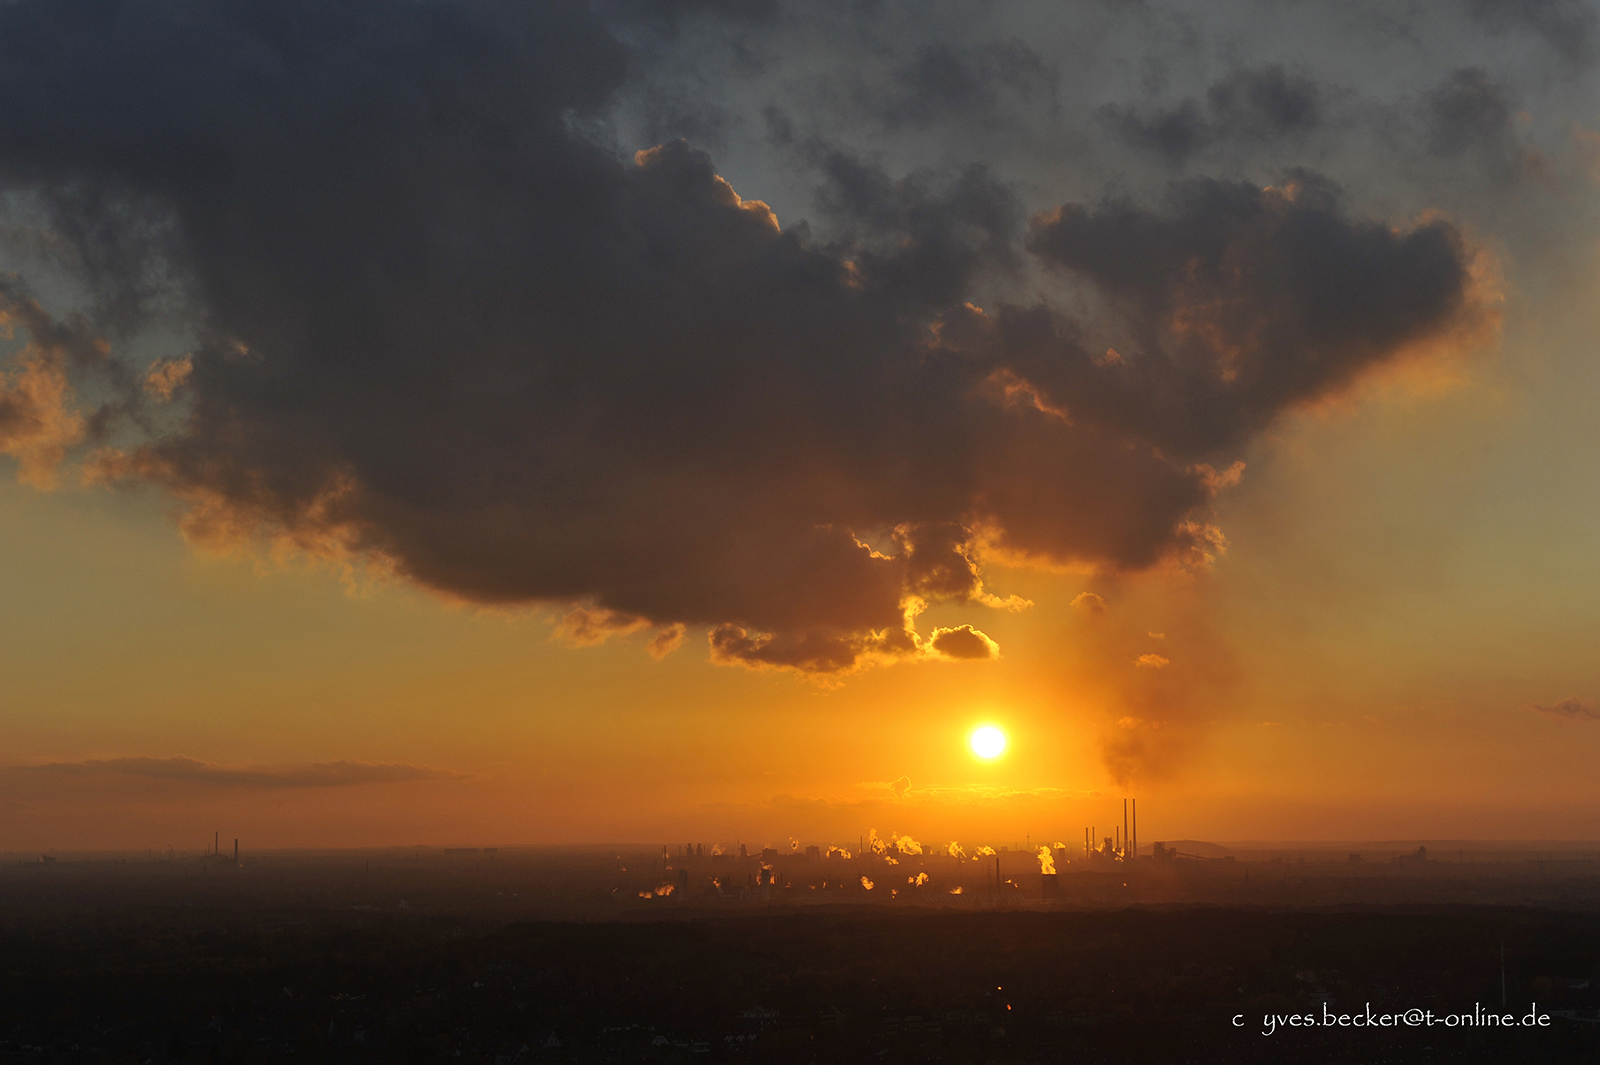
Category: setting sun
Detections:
[{"x1": 970, "y1": 725, "x2": 1007, "y2": 760}]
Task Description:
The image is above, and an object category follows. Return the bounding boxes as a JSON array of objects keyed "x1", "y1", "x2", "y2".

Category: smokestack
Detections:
[
  {"x1": 1123, "y1": 799, "x2": 1128, "y2": 858},
  {"x1": 1132, "y1": 799, "x2": 1137, "y2": 861},
  {"x1": 214, "y1": 830, "x2": 218, "y2": 856},
  {"x1": 234, "y1": 838, "x2": 238, "y2": 865}
]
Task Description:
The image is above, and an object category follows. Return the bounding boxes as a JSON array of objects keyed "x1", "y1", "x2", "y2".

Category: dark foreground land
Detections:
[{"x1": 6, "y1": 850, "x2": 1600, "y2": 1064}]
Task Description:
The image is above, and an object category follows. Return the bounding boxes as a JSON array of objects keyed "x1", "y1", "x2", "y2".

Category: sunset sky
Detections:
[{"x1": 3, "y1": 0, "x2": 1599, "y2": 852}]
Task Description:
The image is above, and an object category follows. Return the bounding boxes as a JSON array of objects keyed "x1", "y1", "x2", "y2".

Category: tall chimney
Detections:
[
  {"x1": 1123, "y1": 799, "x2": 1129, "y2": 858},
  {"x1": 214, "y1": 830, "x2": 218, "y2": 856},
  {"x1": 1132, "y1": 799, "x2": 1137, "y2": 861},
  {"x1": 233, "y1": 838, "x2": 238, "y2": 865}
]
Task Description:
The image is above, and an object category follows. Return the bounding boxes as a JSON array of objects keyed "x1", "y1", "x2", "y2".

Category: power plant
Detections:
[{"x1": 1081, "y1": 798, "x2": 1140, "y2": 865}]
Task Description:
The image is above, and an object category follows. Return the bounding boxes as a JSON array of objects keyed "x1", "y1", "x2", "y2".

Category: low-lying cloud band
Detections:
[{"x1": 15, "y1": 757, "x2": 465, "y2": 788}]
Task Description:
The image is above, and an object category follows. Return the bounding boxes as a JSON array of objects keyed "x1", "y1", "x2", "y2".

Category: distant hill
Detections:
[{"x1": 1142, "y1": 840, "x2": 1231, "y2": 858}]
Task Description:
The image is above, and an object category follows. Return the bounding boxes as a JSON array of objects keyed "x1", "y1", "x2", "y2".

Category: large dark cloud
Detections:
[
  {"x1": 1018, "y1": 173, "x2": 1477, "y2": 457},
  {"x1": 0, "y1": 0, "x2": 1488, "y2": 673}
]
